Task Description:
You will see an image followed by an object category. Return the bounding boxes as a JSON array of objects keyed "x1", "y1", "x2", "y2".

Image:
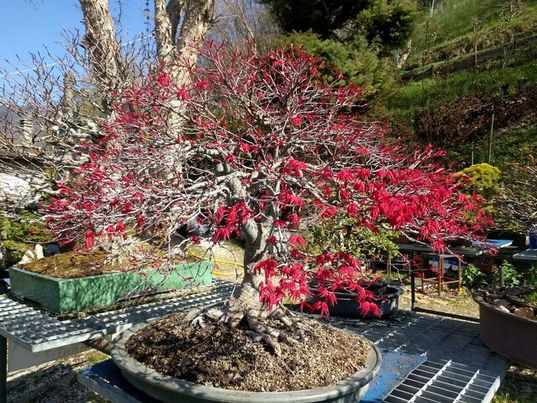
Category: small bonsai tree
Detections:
[
  {"x1": 494, "y1": 158, "x2": 537, "y2": 234},
  {"x1": 45, "y1": 41, "x2": 488, "y2": 352}
]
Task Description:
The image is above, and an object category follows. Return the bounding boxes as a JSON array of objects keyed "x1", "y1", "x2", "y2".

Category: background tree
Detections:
[
  {"x1": 259, "y1": 0, "x2": 370, "y2": 39},
  {"x1": 261, "y1": 0, "x2": 414, "y2": 50},
  {"x1": 265, "y1": 0, "x2": 415, "y2": 99},
  {"x1": 45, "y1": 41, "x2": 488, "y2": 349},
  {"x1": 354, "y1": 0, "x2": 415, "y2": 53},
  {"x1": 213, "y1": 0, "x2": 279, "y2": 49},
  {"x1": 0, "y1": 0, "x2": 224, "y2": 214}
]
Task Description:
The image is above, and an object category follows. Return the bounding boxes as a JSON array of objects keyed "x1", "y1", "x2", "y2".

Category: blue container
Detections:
[{"x1": 529, "y1": 231, "x2": 537, "y2": 249}]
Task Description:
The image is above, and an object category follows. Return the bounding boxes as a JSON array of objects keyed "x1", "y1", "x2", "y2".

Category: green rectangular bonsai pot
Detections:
[{"x1": 9, "y1": 260, "x2": 212, "y2": 314}]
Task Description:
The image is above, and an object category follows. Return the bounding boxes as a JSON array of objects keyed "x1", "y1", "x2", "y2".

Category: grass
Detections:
[
  {"x1": 471, "y1": 123, "x2": 537, "y2": 168},
  {"x1": 397, "y1": 282, "x2": 480, "y2": 318},
  {"x1": 378, "y1": 57, "x2": 537, "y2": 169},
  {"x1": 384, "y1": 59, "x2": 537, "y2": 125},
  {"x1": 493, "y1": 364, "x2": 537, "y2": 402},
  {"x1": 376, "y1": 1, "x2": 537, "y2": 173},
  {"x1": 410, "y1": 0, "x2": 537, "y2": 65},
  {"x1": 86, "y1": 351, "x2": 109, "y2": 365}
]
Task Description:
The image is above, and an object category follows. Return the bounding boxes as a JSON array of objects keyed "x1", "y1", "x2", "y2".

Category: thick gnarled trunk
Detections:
[{"x1": 236, "y1": 218, "x2": 271, "y2": 310}]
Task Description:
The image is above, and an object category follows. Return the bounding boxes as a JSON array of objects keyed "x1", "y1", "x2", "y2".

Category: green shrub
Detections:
[
  {"x1": 455, "y1": 163, "x2": 501, "y2": 199},
  {"x1": 498, "y1": 261, "x2": 520, "y2": 287},
  {"x1": 527, "y1": 290, "x2": 537, "y2": 304},
  {"x1": 462, "y1": 261, "x2": 521, "y2": 289},
  {"x1": 308, "y1": 215, "x2": 399, "y2": 260},
  {"x1": 522, "y1": 265, "x2": 537, "y2": 286},
  {"x1": 462, "y1": 263, "x2": 484, "y2": 288}
]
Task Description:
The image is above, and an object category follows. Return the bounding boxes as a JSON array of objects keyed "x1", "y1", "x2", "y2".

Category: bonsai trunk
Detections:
[
  {"x1": 185, "y1": 218, "x2": 306, "y2": 355},
  {"x1": 234, "y1": 218, "x2": 270, "y2": 312}
]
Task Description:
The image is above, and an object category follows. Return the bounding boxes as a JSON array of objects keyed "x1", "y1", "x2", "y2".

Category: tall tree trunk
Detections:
[
  {"x1": 79, "y1": 0, "x2": 127, "y2": 103},
  {"x1": 166, "y1": 0, "x2": 182, "y2": 43},
  {"x1": 154, "y1": 0, "x2": 215, "y2": 138},
  {"x1": 176, "y1": 0, "x2": 215, "y2": 85},
  {"x1": 77, "y1": 0, "x2": 216, "y2": 146},
  {"x1": 155, "y1": 0, "x2": 179, "y2": 66}
]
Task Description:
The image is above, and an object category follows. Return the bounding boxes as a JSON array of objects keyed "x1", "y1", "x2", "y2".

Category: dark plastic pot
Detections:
[
  {"x1": 473, "y1": 292, "x2": 537, "y2": 369},
  {"x1": 111, "y1": 323, "x2": 382, "y2": 403},
  {"x1": 475, "y1": 256, "x2": 495, "y2": 274},
  {"x1": 309, "y1": 285, "x2": 403, "y2": 319}
]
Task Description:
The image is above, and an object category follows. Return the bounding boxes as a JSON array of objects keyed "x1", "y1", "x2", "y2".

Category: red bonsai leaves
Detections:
[{"x1": 44, "y1": 40, "x2": 489, "y2": 318}]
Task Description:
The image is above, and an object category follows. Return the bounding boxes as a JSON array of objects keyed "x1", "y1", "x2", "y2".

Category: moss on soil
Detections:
[
  {"x1": 19, "y1": 250, "x2": 122, "y2": 279},
  {"x1": 18, "y1": 247, "x2": 195, "y2": 279}
]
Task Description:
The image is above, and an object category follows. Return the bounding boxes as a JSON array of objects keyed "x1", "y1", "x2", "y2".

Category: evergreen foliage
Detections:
[
  {"x1": 273, "y1": 32, "x2": 396, "y2": 96},
  {"x1": 259, "y1": 0, "x2": 370, "y2": 39}
]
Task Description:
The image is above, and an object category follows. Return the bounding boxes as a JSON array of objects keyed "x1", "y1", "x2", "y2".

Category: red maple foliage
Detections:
[{"x1": 45, "y1": 41, "x2": 490, "y2": 317}]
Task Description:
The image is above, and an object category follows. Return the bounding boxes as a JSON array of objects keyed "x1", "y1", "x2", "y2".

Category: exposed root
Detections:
[
  {"x1": 185, "y1": 302, "x2": 311, "y2": 356},
  {"x1": 269, "y1": 306, "x2": 313, "y2": 341},
  {"x1": 245, "y1": 330, "x2": 281, "y2": 356},
  {"x1": 270, "y1": 307, "x2": 293, "y2": 327}
]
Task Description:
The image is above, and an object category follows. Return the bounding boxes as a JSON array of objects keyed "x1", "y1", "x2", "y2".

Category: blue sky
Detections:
[{"x1": 0, "y1": 0, "x2": 150, "y2": 74}]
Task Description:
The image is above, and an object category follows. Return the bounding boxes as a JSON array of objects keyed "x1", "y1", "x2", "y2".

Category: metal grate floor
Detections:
[
  {"x1": 0, "y1": 297, "x2": 102, "y2": 352},
  {"x1": 0, "y1": 281, "x2": 235, "y2": 352},
  {"x1": 327, "y1": 313, "x2": 506, "y2": 402},
  {"x1": 2, "y1": 282, "x2": 507, "y2": 402}
]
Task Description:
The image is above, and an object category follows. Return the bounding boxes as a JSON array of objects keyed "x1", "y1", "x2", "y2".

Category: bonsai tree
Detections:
[
  {"x1": 494, "y1": 158, "x2": 537, "y2": 234},
  {"x1": 45, "y1": 41, "x2": 488, "y2": 353}
]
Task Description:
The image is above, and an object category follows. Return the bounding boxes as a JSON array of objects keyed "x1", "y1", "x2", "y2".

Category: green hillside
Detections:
[{"x1": 380, "y1": 0, "x2": 537, "y2": 169}]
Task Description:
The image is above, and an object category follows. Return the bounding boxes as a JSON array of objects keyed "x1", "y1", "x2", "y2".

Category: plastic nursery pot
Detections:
[
  {"x1": 475, "y1": 257, "x2": 495, "y2": 274},
  {"x1": 111, "y1": 323, "x2": 382, "y2": 403}
]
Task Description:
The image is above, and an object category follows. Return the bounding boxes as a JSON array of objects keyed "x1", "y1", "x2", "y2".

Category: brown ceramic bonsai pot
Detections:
[{"x1": 473, "y1": 289, "x2": 537, "y2": 369}]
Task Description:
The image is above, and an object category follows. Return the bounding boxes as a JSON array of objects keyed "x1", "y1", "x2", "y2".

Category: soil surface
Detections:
[
  {"x1": 19, "y1": 250, "x2": 123, "y2": 278},
  {"x1": 19, "y1": 248, "x2": 194, "y2": 279},
  {"x1": 126, "y1": 313, "x2": 371, "y2": 392}
]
